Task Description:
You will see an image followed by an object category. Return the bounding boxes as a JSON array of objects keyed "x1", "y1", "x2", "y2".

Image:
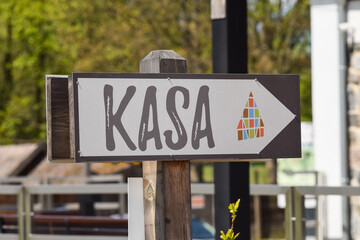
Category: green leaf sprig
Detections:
[{"x1": 220, "y1": 199, "x2": 240, "y2": 240}]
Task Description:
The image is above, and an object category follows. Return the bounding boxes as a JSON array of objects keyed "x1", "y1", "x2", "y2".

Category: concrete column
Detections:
[{"x1": 311, "y1": 0, "x2": 347, "y2": 239}]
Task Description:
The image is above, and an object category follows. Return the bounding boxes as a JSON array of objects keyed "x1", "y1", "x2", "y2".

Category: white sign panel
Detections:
[{"x1": 73, "y1": 73, "x2": 300, "y2": 162}]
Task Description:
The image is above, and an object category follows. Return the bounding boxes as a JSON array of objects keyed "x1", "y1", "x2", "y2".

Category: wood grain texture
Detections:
[
  {"x1": 46, "y1": 76, "x2": 73, "y2": 162},
  {"x1": 141, "y1": 50, "x2": 192, "y2": 240},
  {"x1": 164, "y1": 161, "x2": 192, "y2": 240},
  {"x1": 68, "y1": 76, "x2": 75, "y2": 159},
  {"x1": 143, "y1": 161, "x2": 165, "y2": 240},
  {"x1": 46, "y1": 76, "x2": 53, "y2": 161}
]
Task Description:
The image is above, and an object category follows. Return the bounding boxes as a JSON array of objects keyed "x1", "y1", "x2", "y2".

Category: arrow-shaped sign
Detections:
[{"x1": 72, "y1": 73, "x2": 301, "y2": 162}]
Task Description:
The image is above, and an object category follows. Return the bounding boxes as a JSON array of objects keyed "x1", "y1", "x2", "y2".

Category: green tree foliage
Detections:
[
  {"x1": 0, "y1": 0, "x2": 61, "y2": 142},
  {"x1": 0, "y1": 0, "x2": 211, "y2": 143},
  {"x1": 248, "y1": 0, "x2": 312, "y2": 121},
  {"x1": 0, "y1": 0, "x2": 311, "y2": 143}
]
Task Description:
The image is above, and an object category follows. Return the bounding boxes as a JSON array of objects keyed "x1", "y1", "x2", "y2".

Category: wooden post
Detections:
[{"x1": 140, "y1": 50, "x2": 192, "y2": 240}]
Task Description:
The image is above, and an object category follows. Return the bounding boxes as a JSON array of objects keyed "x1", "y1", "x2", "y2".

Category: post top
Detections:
[
  {"x1": 140, "y1": 50, "x2": 187, "y2": 73},
  {"x1": 140, "y1": 50, "x2": 185, "y2": 62}
]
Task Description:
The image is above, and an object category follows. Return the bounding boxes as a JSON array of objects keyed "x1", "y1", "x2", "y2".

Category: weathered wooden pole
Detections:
[{"x1": 140, "y1": 50, "x2": 192, "y2": 240}]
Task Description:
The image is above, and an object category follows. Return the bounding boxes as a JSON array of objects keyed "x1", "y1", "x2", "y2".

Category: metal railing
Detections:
[
  {"x1": 0, "y1": 179, "x2": 359, "y2": 240},
  {"x1": 250, "y1": 185, "x2": 360, "y2": 240},
  {"x1": 25, "y1": 184, "x2": 128, "y2": 240},
  {"x1": 0, "y1": 185, "x2": 24, "y2": 240}
]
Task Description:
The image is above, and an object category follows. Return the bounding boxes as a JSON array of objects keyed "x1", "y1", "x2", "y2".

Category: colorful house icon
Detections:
[{"x1": 237, "y1": 92, "x2": 264, "y2": 141}]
